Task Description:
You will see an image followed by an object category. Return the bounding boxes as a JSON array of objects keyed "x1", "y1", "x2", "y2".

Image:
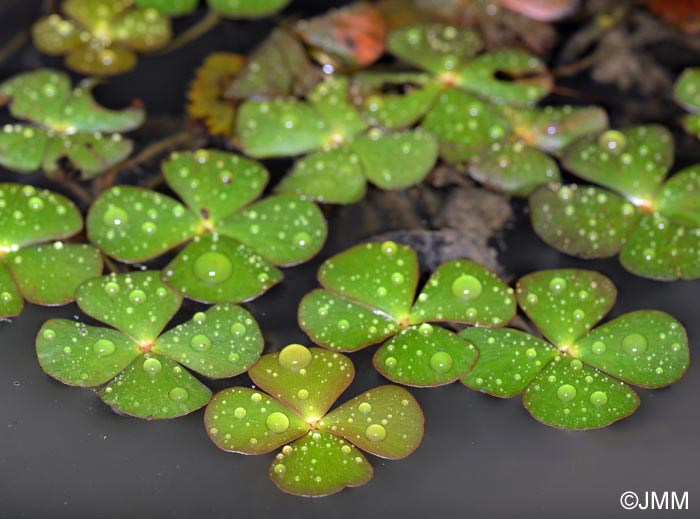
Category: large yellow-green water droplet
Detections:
[
  {"x1": 365, "y1": 424, "x2": 387, "y2": 442},
  {"x1": 93, "y1": 339, "x2": 115, "y2": 357},
  {"x1": 193, "y1": 251, "x2": 233, "y2": 284},
  {"x1": 190, "y1": 334, "x2": 212, "y2": 351},
  {"x1": 598, "y1": 129, "x2": 627, "y2": 152},
  {"x1": 128, "y1": 289, "x2": 146, "y2": 304},
  {"x1": 622, "y1": 333, "x2": 648, "y2": 355},
  {"x1": 591, "y1": 341, "x2": 607, "y2": 355},
  {"x1": 142, "y1": 357, "x2": 162, "y2": 375},
  {"x1": 358, "y1": 402, "x2": 372, "y2": 414},
  {"x1": 556, "y1": 384, "x2": 577, "y2": 402},
  {"x1": 278, "y1": 344, "x2": 312, "y2": 371},
  {"x1": 589, "y1": 390, "x2": 608, "y2": 407},
  {"x1": 103, "y1": 206, "x2": 128, "y2": 227},
  {"x1": 266, "y1": 412, "x2": 290, "y2": 433},
  {"x1": 451, "y1": 274, "x2": 482, "y2": 299},
  {"x1": 549, "y1": 277, "x2": 567, "y2": 293},
  {"x1": 430, "y1": 351, "x2": 454, "y2": 373},
  {"x1": 169, "y1": 387, "x2": 189, "y2": 402}
]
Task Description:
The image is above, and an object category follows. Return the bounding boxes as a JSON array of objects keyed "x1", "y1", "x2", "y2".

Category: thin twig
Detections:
[
  {"x1": 552, "y1": 55, "x2": 598, "y2": 77},
  {"x1": 0, "y1": 31, "x2": 28, "y2": 64},
  {"x1": 97, "y1": 130, "x2": 197, "y2": 191},
  {"x1": 551, "y1": 84, "x2": 607, "y2": 103},
  {"x1": 153, "y1": 10, "x2": 221, "y2": 55}
]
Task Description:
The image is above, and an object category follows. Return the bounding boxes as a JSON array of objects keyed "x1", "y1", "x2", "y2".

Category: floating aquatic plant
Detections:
[
  {"x1": 36, "y1": 271, "x2": 264, "y2": 419},
  {"x1": 188, "y1": 30, "x2": 320, "y2": 139},
  {"x1": 299, "y1": 241, "x2": 516, "y2": 387},
  {"x1": 136, "y1": 0, "x2": 290, "y2": 18},
  {"x1": 0, "y1": 184, "x2": 102, "y2": 318},
  {"x1": 237, "y1": 77, "x2": 439, "y2": 204},
  {"x1": 673, "y1": 67, "x2": 700, "y2": 138},
  {"x1": 353, "y1": 23, "x2": 552, "y2": 167},
  {"x1": 466, "y1": 104, "x2": 608, "y2": 195},
  {"x1": 32, "y1": 0, "x2": 172, "y2": 76},
  {"x1": 461, "y1": 269, "x2": 689, "y2": 429},
  {"x1": 0, "y1": 69, "x2": 144, "y2": 178},
  {"x1": 205, "y1": 344, "x2": 424, "y2": 496},
  {"x1": 530, "y1": 125, "x2": 700, "y2": 280},
  {"x1": 87, "y1": 149, "x2": 327, "y2": 302}
]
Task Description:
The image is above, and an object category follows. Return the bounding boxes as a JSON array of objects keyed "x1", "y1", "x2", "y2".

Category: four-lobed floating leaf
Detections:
[
  {"x1": 36, "y1": 271, "x2": 264, "y2": 419},
  {"x1": 0, "y1": 184, "x2": 102, "y2": 318},
  {"x1": 237, "y1": 77, "x2": 439, "y2": 204},
  {"x1": 531, "y1": 125, "x2": 700, "y2": 280},
  {"x1": 87, "y1": 149, "x2": 327, "y2": 302},
  {"x1": 673, "y1": 67, "x2": 700, "y2": 139},
  {"x1": 0, "y1": 70, "x2": 144, "y2": 178},
  {"x1": 465, "y1": 105, "x2": 608, "y2": 195},
  {"x1": 205, "y1": 344, "x2": 424, "y2": 496},
  {"x1": 32, "y1": 0, "x2": 172, "y2": 76},
  {"x1": 461, "y1": 269, "x2": 689, "y2": 429},
  {"x1": 298, "y1": 241, "x2": 516, "y2": 387}
]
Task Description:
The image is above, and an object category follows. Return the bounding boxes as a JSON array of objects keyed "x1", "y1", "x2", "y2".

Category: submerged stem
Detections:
[
  {"x1": 0, "y1": 31, "x2": 28, "y2": 64},
  {"x1": 96, "y1": 130, "x2": 197, "y2": 192},
  {"x1": 154, "y1": 10, "x2": 221, "y2": 55}
]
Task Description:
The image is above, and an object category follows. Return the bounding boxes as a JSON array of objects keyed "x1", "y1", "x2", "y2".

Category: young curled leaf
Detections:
[{"x1": 187, "y1": 53, "x2": 245, "y2": 137}]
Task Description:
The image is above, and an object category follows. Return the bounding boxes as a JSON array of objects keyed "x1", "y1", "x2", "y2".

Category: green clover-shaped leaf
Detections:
[
  {"x1": 87, "y1": 149, "x2": 326, "y2": 302},
  {"x1": 0, "y1": 70, "x2": 143, "y2": 178},
  {"x1": 299, "y1": 241, "x2": 516, "y2": 387},
  {"x1": 249, "y1": 344, "x2": 355, "y2": 421},
  {"x1": 504, "y1": 105, "x2": 609, "y2": 155},
  {"x1": 205, "y1": 344, "x2": 424, "y2": 496},
  {"x1": 563, "y1": 125, "x2": 674, "y2": 207},
  {"x1": 456, "y1": 49, "x2": 552, "y2": 106},
  {"x1": 387, "y1": 23, "x2": 484, "y2": 75},
  {"x1": 0, "y1": 184, "x2": 102, "y2": 318},
  {"x1": 533, "y1": 126, "x2": 700, "y2": 279},
  {"x1": 468, "y1": 141, "x2": 560, "y2": 196},
  {"x1": 673, "y1": 67, "x2": 700, "y2": 139},
  {"x1": 207, "y1": 0, "x2": 290, "y2": 17},
  {"x1": 531, "y1": 184, "x2": 642, "y2": 258},
  {"x1": 269, "y1": 430, "x2": 373, "y2": 497},
  {"x1": 32, "y1": 0, "x2": 172, "y2": 76},
  {"x1": 236, "y1": 77, "x2": 439, "y2": 204},
  {"x1": 133, "y1": 0, "x2": 199, "y2": 16},
  {"x1": 455, "y1": 104, "x2": 607, "y2": 195},
  {"x1": 37, "y1": 271, "x2": 264, "y2": 419},
  {"x1": 461, "y1": 269, "x2": 689, "y2": 429},
  {"x1": 355, "y1": 74, "x2": 441, "y2": 130},
  {"x1": 385, "y1": 23, "x2": 551, "y2": 106},
  {"x1": 420, "y1": 89, "x2": 511, "y2": 164}
]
